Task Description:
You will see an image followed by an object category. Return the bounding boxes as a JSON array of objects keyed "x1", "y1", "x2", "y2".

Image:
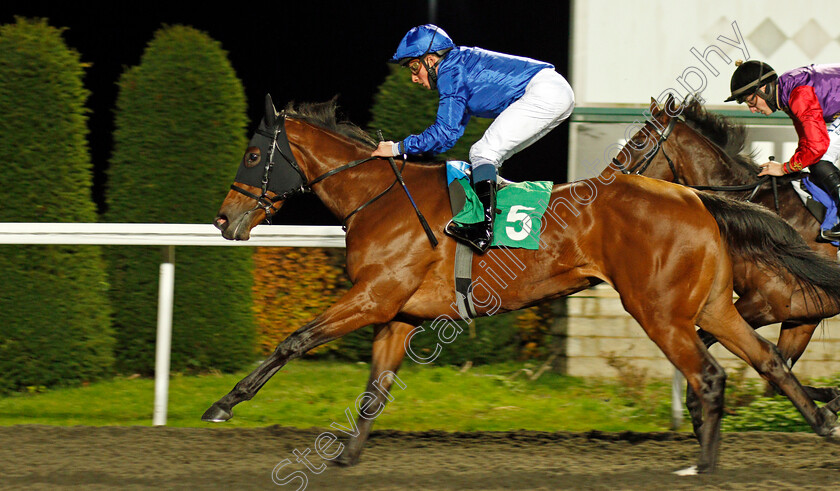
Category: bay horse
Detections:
[
  {"x1": 205, "y1": 95, "x2": 840, "y2": 474},
  {"x1": 607, "y1": 95, "x2": 840, "y2": 414}
]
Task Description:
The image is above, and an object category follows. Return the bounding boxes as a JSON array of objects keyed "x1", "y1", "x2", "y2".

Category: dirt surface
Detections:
[{"x1": 2, "y1": 425, "x2": 840, "y2": 490}]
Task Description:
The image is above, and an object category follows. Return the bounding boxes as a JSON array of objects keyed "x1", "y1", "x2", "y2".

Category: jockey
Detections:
[
  {"x1": 371, "y1": 24, "x2": 575, "y2": 253},
  {"x1": 726, "y1": 60, "x2": 840, "y2": 240}
]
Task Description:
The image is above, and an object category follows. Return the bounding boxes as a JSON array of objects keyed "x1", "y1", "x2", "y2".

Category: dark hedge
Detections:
[
  {"x1": 105, "y1": 25, "x2": 255, "y2": 374},
  {"x1": 0, "y1": 18, "x2": 114, "y2": 392}
]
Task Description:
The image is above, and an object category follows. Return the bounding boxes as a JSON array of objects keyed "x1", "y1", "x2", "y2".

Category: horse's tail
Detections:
[{"x1": 696, "y1": 191, "x2": 840, "y2": 313}]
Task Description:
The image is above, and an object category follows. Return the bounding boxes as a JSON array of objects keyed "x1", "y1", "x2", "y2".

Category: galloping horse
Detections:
[
  {"x1": 607, "y1": 95, "x2": 840, "y2": 409},
  {"x1": 205, "y1": 95, "x2": 840, "y2": 473}
]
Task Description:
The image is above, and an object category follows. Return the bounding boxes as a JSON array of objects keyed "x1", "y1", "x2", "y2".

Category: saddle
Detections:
[
  {"x1": 791, "y1": 176, "x2": 839, "y2": 245},
  {"x1": 445, "y1": 161, "x2": 553, "y2": 318}
]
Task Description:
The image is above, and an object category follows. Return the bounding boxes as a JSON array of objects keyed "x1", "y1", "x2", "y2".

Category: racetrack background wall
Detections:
[
  {"x1": 568, "y1": 0, "x2": 840, "y2": 181},
  {"x1": 558, "y1": 284, "x2": 840, "y2": 379}
]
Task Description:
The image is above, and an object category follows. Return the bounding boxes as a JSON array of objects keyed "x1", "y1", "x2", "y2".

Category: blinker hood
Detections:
[{"x1": 233, "y1": 96, "x2": 306, "y2": 201}]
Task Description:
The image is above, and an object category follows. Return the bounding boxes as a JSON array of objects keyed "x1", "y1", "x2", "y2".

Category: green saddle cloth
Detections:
[{"x1": 451, "y1": 178, "x2": 553, "y2": 250}]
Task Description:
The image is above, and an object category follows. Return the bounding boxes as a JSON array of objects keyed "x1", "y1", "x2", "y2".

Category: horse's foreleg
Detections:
[
  {"x1": 775, "y1": 321, "x2": 840, "y2": 405},
  {"x1": 644, "y1": 323, "x2": 726, "y2": 474},
  {"x1": 202, "y1": 282, "x2": 408, "y2": 423},
  {"x1": 334, "y1": 320, "x2": 415, "y2": 467}
]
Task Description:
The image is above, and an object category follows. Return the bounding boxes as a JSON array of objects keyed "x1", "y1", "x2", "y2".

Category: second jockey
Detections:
[{"x1": 726, "y1": 60, "x2": 840, "y2": 241}]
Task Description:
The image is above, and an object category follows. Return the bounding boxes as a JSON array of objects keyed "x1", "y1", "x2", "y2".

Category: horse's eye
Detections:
[{"x1": 243, "y1": 148, "x2": 261, "y2": 168}]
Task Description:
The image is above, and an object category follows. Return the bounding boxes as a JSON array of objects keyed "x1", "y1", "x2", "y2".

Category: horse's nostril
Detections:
[{"x1": 214, "y1": 215, "x2": 228, "y2": 231}]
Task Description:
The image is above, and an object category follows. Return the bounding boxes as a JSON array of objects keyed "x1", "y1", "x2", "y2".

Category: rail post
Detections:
[{"x1": 153, "y1": 245, "x2": 175, "y2": 426}]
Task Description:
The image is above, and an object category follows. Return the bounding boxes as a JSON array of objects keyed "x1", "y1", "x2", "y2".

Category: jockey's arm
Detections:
[{"x1": 784, "y1": 85, "x2": 830, "y2": 173}]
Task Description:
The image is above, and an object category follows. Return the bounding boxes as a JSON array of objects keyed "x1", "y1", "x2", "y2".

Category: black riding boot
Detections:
[
  {"x1": 807, "y1": 160, "x2": 840, "y2": 241},
  {"x1": 445, "y1": 179, "x2": 497, "y2": 253}
]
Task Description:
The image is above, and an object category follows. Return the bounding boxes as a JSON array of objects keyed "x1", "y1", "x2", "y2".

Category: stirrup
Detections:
[
  {"x1": 820, "y1": 228, "x2": 840, "y2": 241},
  {"x1": 444, "y1": 220, "x2": 493, "y2": 254}
]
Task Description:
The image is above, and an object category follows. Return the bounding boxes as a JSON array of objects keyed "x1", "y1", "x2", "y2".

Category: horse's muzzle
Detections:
[{"x1": 214, "y1": 215, "x2": 228, "y2": 232}]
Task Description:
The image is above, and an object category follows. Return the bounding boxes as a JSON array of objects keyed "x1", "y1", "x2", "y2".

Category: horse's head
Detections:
[
  {"x1": 214, "y1": 94, "x2": 308, "y2": 240},
  {"x1": 609, "y1": 93, "x2": 685, "y2": 181},
  {"x1": 613, "y1": 94, "x2": 756, "y2": 186}
]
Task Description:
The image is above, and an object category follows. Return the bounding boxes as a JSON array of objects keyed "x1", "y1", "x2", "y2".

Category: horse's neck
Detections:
[
  {"x1": 678, "y1": 125, "x2": 815, "y2": 233},
  {"x1": 290, "y1": 123, "x2": 443, "y2": 225},
  {"x1": 674, "y1": 127, "x2": 750, "y2": 186}
]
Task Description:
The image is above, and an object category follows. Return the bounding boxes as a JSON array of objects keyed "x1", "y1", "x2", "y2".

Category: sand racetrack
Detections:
[{"x1": 2, "y1": 425, "x2": 840, "y2": 489}]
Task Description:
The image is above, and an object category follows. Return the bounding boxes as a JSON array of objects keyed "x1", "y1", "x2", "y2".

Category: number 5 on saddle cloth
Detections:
[
  {"x1": 446, "y1": 161, "x2": 552, "y2": 250},
  {"x1": 445, "y1": 161, "x2": 552, "y2": 319}
]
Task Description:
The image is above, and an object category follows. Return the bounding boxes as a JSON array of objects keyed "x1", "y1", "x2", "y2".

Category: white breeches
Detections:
[{"x1": 469, "y1": 68, "x2": 575, "y2": 168}]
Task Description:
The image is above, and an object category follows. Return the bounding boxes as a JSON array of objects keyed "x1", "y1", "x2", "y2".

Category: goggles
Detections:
[
  {"x1": 407, "y1": 59, "x2": 422, "y2": 75},
  {"x1": 737, "y1": 93, "x2": 759, "y2": 106}
]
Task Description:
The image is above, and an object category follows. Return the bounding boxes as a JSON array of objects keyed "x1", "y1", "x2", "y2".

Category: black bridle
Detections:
[
  {"x1": 230, "y1": 109, "x2": 437, "y2": 246},
  {"x1": 611, "y1": 116, "x2": 680, "y2": 179},
  {"x1": 612, "y1": 116, "x2": 780, "y2": 212},
  {"x1": 230, "y1": 117, "x2": 308, "y2": 220},
  {"x1": 230, "y1": 112, "x2": 394, "y2": 227}
]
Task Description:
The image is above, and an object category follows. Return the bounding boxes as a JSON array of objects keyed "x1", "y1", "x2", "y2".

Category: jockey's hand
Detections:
[
  {"x1": 757, "y1": 160, "x2": 785, "y2": 177},
  {"x1": 371, "y1": 141, "x2": 397, "y2": 158}
]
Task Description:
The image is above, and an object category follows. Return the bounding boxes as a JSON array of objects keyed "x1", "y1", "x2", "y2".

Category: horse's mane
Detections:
[
  {"x1": 680, "y1": 100, "x2": 761, "y2": 179},
  {"x1": 284, "y1": 98, "x2": 444, "y2": 167},
  {"x1": 284, "y1": 98, "x2": 377, "y2": 149}
]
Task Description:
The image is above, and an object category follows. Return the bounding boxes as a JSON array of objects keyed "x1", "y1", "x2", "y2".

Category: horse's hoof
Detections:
[
  {"x1": 201, "y1": 403, "x2": 232, "y2": 422},
  {"x1": 673, "y1": 465, "x2": 698, "y2": 476},
  {"x1": 330, "y1": 453, "x2": 358, "y2": 467}
]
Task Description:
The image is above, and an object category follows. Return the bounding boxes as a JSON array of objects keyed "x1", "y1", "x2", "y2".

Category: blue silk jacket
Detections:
[{"x1": 399, "y1": 46, "x2": 553, "y2": 155}]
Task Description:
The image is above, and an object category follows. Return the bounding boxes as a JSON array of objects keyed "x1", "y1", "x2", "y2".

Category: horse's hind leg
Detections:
[
  {"x1": 334, "y1": 320, "x2": 414, "y2": 467},
  {"x1": 699, "y1": 301, "x2": 839, "y2": 438},
  {"x1": 685, "y1": 328, "x2": 723, "y2": 437},
  {"x1": 659, "y1": 332, "x2": 726, "y2": 474}
]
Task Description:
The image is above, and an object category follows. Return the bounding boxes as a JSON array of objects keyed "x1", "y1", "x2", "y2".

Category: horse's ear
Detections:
[
  {"x1": 264, "y1": 93, "x2": 278, "y2": 127},
  {"x1": 664, "y1": 92, "x2": 676, "y2": 112},
  {"x1": 649, "y1": 97, "x2": 660, "y2": 115}
]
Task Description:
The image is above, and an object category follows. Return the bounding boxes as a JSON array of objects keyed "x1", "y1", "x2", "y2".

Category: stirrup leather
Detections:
[{"x1": 444, "y1": 179, "x2": 497, "y2": 253}]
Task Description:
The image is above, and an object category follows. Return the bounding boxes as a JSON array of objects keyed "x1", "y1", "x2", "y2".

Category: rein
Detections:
[
  {"x1": 230, "y1": 115, "x2": 438, "y2": 245},
  {"x1": 310, "y1": 156, "x2": 404, "y2": 230},
  {"x1": 689, "y1": 175, "x2": 780, "y2": 212},
  {"x1": 613, "y1": 116, "x2": 781, "y2": 213}
]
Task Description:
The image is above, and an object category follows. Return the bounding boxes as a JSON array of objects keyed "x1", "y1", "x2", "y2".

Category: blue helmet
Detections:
[{"x1": 391, "y1": 24, "x2": 455, "y2": 65}]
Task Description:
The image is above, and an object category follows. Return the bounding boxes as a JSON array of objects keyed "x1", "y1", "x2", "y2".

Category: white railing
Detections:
[
  {"x1": 0, "y1": 223, "x2": 346, "y2": 247},
  {"x1": 0, "y1": 223, "x2": 346, "y2": 425},
  {"x1": 0, "y1": 223, "x2": 686, "y2": 429}
]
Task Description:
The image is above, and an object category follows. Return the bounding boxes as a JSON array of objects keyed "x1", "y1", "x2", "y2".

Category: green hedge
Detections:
[
  {"x1": 0, "y1": 18, "x2": 114, "y2": 392},
  {"x1": 105, "y1": 25, "x2": 255, "y2": 374}
]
